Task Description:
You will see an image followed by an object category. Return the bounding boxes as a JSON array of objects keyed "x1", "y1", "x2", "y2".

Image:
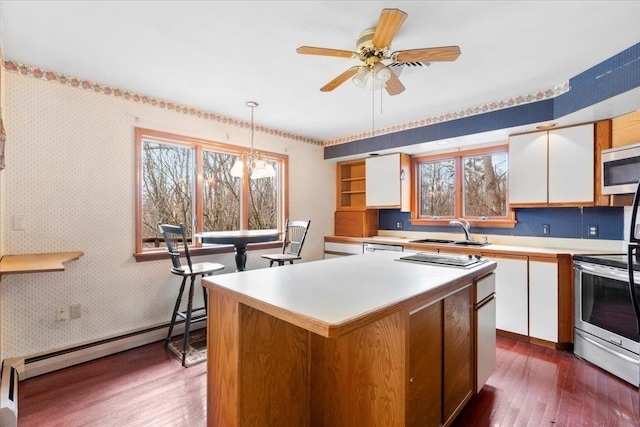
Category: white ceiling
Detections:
[{"x1": 1, "y1": 1, "x2": 639, "y2": 152}]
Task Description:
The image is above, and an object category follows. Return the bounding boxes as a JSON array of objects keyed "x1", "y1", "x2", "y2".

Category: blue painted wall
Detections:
[
  {"x1": 325, "y1": 42, "x2": 640, "y2": 160},
  {"x1": 379, "y1": 207, "x2": 624, "y2": 240}
]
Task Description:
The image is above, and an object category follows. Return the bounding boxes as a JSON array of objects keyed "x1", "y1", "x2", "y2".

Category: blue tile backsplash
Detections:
[{"x1": 379, "y1": 207, "x2": 624, "y2": 240}]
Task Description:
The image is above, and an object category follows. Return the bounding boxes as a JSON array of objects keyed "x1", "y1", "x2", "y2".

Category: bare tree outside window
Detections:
[
  {"x1": 419, "y1": 159, "x2": 456, "y2": 217},
  {"x1": 249, "y1": 160, "x2": 278, "y2": 229},
  {"x1": 463, "y1": 152, "x2": 507, "y2": 217},
  {"x1": 142, "y1": 141, "x2": 193, "y2": 247},
  {"x1": 135, "y1": 128, "x2": 288, "y2": 255},
  {"x1": 203, "y1": 150, "x2": 241, "y2": 231},
  {"x1": 414, "y1": 146, "x2": 510, "y2": 224}
]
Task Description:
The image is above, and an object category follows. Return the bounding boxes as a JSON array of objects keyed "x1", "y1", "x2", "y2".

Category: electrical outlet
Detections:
[
  {"x1": 12, "y1": 215, "x2": 26, "y2": 230},
  {"x1": 396, "y1": 221, "x2": 403, "y2": 229},
  {"x1": 588, "y1": 225, "x2": 599, "y2": 237},
  {"x1": 56, "y1": 306, "x2": 69, "y2": 322},
  {"x1": 70, "y1": 304, "x2": 82, "y2": 319},
  {"x1": 542, "y1": 224, "x2": 550, "y2": 235}
]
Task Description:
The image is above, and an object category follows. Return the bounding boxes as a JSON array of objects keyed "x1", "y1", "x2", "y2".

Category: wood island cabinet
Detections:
[
  {"x1": 204, "y1": 252, "x2": 496, "y2": 427},
  {"x1": 408, "y1": 284, "x2": 473, "y2": 427}
]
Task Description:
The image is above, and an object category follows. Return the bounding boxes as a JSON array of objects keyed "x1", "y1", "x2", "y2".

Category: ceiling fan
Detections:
[{"x1": 296, "y1": 8, "x2": 461, "y2": 96}]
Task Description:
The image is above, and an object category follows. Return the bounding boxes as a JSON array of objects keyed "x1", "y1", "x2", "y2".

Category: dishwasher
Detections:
[{"x1": 363, "y1": 242, "x2": 404, "y2": 253}]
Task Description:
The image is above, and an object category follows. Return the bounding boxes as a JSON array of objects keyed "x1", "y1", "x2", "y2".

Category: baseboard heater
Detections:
[
  {"x1": 0, "y1": 360, "x2": 19, "y2": 427},
  {"x1": 0, "y1": 321, "x2": 199, "y2": 426}
]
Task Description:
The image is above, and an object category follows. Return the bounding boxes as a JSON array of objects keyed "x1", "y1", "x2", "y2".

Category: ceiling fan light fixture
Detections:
[
  {"x1": 373, "y1": 62, "x2": 391, "y2": 82},
  {"x1": 352, "y1": 66, "x2": 371, "y2": 88}
]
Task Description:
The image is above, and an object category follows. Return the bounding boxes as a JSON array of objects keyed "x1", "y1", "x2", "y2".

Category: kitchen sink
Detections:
[
  {"x1": 409, "y1": 238, "x2": 489, "y2": 247},
  {"x1": 409, "y1": 238, "x2": 455, "y2": 244},
  {"x1": 452, "y1": 240, "x2": 488, "y2": 247}
]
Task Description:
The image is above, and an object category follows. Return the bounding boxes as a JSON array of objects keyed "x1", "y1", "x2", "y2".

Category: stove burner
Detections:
[{"x1": 398, "y1": 252, "x2": 487, "y2": 268}]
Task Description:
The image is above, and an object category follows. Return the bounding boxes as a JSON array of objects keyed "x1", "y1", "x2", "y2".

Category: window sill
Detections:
[
  {"x1": 134, "y1": 241, "x2": 282, "y2": 262},
  {"x1": 409, "y1": 218, "x2": 517, "y2": 229}
]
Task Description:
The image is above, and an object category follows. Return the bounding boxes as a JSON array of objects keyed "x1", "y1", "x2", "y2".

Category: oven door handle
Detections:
[
  {"x1": 575, "y1": 330, "x2": 639, "y2": 365},
  {"x1": 577, "y1": 263, "x2": 637, "y2": 283}
]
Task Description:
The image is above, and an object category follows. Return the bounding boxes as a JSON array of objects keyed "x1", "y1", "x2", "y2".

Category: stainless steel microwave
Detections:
[{"x1": 602, "y1": 142, "x2": 640, "y2": 195}]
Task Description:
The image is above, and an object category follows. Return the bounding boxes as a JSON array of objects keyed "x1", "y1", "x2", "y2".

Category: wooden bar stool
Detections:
[{"x1": 158, "y1": 222, "x2": 224, "y2": 366}]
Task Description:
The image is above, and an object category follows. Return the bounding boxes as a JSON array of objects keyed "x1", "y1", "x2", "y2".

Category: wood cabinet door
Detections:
[
  {"x1": 548, "y1": 124, "x2": 594, "y2": 204},
  {"x1": 443, "y1": 285, "x2": 473, "y2": 425},
  {"x1": 508, "y1": 132, "x2": 548, "y2": 204},
  {"x1": 408, "y1": 301, "x2": 443, "y2": 427}
]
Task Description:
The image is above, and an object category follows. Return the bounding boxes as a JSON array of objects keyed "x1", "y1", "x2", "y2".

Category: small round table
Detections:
[{"x1": 195, "y1": 229, "x2": 282, "y2": 271}]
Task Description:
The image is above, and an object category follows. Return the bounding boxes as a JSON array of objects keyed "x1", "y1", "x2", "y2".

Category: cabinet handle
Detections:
[
  {"x1": 400, "y1": 169, "x2": 406, "y2": 181},
  {"x1": 409, "y1": 376, "x2": 414, "y2": 384}
]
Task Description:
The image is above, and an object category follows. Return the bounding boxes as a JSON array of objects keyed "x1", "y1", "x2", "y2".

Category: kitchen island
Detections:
[{"x1": 202, "y1": 251, "x2": 496, "y2": 427}]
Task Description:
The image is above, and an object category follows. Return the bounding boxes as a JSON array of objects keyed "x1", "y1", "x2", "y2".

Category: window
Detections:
[
  {"x1": 135, "y1": 128, "x2": 287, "y2": 258},
  {"x1": 411, "y1": 145, "x2": 514, "y2": 227}
]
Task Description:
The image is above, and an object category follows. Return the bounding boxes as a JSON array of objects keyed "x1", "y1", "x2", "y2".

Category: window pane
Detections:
[
  {"x1": 248, "y1": 160, "x2": 278, "y2": 229},
  {"x1": 203, "y1": 150, "x2": 241, "y2": 231},
  {"x1": 419, "y1": 159, "x2": 455, "y2": 217},
  {"x1": 142, "y1": 141, "x2": 193, "y2": 247},
  {"x1": 463, "y1": 152, "x2": 507, "y2": 217}
]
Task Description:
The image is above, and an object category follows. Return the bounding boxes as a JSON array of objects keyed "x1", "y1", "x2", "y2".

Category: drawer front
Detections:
[{"x1": 476, "y1": 273, "x2": 496, "y2": 303}]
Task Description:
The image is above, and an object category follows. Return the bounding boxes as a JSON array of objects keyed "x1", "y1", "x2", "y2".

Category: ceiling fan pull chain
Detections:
[{"x1": 371, "y1": 76, "x2": 375, "y2": 137}]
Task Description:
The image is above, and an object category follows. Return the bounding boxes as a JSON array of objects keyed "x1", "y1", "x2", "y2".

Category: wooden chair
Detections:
[
  {"x1": 262, "y1": 220, "x2": 311, "y2": 267},
  {"x1": 158, "y1": 222, "x2": 224, "y2": 366}
]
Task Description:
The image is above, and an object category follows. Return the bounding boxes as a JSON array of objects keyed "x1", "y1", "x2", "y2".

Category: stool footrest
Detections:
[{"x1": 176, "y1": 310, "x2": 207, "y2": 323}]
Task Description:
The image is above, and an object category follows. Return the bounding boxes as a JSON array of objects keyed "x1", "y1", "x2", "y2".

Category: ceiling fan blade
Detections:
[
  {"x1": 392, "y1": 46, "x2": 461, "y2": 63},
  {"x1": 296, "y1": 46, "x2": 358, "y2": 59},
  {"x1": 372, "y1": 8, "x2": 407, "y2": 48},
  {"x1": 385, "y1": 72, "x2": 405, "y2": 96},
  {"x1": 320, "y1": 66, "x2": 361, "y2": 92}
]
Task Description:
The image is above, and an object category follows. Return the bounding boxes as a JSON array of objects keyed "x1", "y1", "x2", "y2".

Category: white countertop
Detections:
[
  {"x1": 331, "y1": 232, "x2": 625, "y2": 256},
  {"x1": 203, "y1": 251, "x2": 495, "y2": 337}
]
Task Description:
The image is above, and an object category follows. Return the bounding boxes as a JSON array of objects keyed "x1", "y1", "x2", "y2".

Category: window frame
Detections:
[
  {"x1": 134, "y1": 127, "x2": 288, "y2": 261},
  {"x1": 410, "y1": 144, "x2": 515, "y2": 228}
]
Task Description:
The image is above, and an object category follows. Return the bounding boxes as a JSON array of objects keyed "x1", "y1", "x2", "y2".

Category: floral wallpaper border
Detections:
[
  {"x1": 323, "y1": 81, "x2": 570, "y2": 146},
  {"x1": 2, "y1": 59, "x2": 569, "y2": 148},
  {"x1": 2, "y1": 59, "x2": 324, "y2": 146}
]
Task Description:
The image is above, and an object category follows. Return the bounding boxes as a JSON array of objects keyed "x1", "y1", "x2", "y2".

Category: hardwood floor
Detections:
[
  {"x1": 453, "y1": 337, "x2": 639, "y2": 427},
  {"x1": 18, "y1": 336, "x2": 639, "y2": 426}
]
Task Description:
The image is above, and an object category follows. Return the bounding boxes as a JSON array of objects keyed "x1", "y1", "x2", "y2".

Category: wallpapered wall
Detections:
[{"x1": 0, "y1": 70, "x2": 334, "y2": 359}]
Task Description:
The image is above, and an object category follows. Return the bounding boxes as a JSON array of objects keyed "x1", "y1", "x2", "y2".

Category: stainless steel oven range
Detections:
[{"x1": 573, "y1": 254, "x2": 639, "y2": 387}]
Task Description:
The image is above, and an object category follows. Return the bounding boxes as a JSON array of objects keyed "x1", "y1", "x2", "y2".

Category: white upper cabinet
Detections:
[
  {"x1": 548, "y1": 125, "x2": 594, "y2": 203},
  {"x1": 508, "y1": 132, "x2": 548, "y2": 204},
  {"x1": 508, "y1": 124, "x2": 594, "y2": 206},
  {"x1": 366, "y1": 153, "x2": 411, "y2": 212}
]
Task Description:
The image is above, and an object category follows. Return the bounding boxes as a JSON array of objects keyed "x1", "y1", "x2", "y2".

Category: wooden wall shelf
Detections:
[{"x1": 0, "y1": 252, "x2": 84, "y2": 276}]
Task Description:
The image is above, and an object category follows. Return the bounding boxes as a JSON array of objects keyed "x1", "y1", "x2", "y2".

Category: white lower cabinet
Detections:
[
  {"x1": 488, "y1": 257, "x2": 528, "y2": 336},
  {"x1": 528, "y1": 260, "x2": 559, "y2": 342},
  {"x1": 324, "y1": 242, "x2": 363, "y2": 258}
]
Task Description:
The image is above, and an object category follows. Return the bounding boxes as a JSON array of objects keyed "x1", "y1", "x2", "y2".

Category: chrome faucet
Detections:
[{"x1": 450, "y1": 218, "x2": 473, "y2": 242}]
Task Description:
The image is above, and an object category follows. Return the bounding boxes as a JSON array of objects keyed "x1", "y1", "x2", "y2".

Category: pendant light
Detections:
[{"x1": 229, "y1": 101, "x2": 276, "y2": 179}]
